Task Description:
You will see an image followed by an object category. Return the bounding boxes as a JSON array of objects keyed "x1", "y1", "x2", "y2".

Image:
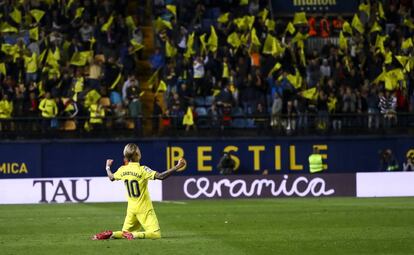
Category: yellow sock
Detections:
[
  {"x1": 131, "y1": 230, "x2": 161, "y2": 239},
  {"x1": 112, "y1": 231, "x2": 123, "y2": 239}
]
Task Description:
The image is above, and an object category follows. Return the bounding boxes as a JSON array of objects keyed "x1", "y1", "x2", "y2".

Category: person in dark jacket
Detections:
[
  {"x1": 217, "y1": 152, "x2": 236, "y2": 175},
  {"x1": 379, "y1": 149, "x2": 399, "y2": 171}
]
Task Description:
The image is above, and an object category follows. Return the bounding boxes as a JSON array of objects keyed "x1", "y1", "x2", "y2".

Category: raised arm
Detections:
[
  {"x1": 155, "y1": 158, "x2": 186, "y2": 180},
  {"x1": 105, "y1": 159, "x2": 115, "y2": 181}
]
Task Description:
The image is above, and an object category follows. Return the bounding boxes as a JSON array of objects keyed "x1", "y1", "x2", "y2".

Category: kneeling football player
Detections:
[{"x1": 92, "y1": 143, "x2": 186, "y2": 240}]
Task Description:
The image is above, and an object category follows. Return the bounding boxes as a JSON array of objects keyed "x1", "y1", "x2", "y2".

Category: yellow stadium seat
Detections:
[
  {"x1": 63, "y1": 120, "x2": 77, "y2": 131},
  {"x1": 99, "y1": 97, "x2": 111, "y2": 107},
  {"x1": 126, "y1": 119, "x2": 135, "y2": 129}
]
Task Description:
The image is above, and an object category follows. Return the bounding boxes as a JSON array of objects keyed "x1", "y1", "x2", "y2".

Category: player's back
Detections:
[{"x1": 113, "y1": 162, "x2": 156, "y2": 213}]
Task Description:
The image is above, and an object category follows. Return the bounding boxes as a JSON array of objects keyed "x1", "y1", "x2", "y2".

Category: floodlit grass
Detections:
[{"x1": 1, "y1": 197, "x2": 414, "y2": 255}]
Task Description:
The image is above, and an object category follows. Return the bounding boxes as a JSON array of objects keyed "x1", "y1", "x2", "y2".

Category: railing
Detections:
[{"x1": 0, "y1": 112, "x2": 413, "y2": 139}]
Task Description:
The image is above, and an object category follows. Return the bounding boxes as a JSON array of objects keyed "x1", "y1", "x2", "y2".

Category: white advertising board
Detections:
[
  {"x1": 0, "y1": 177, "x2": 162, "y2": 204},
  {"x1": 357, "y1": 172, "x2": 414, "y2": 197}
]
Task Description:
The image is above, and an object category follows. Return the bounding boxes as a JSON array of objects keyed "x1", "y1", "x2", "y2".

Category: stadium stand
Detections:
[{"x1": 0, "y1": 0, "x2": 413, "y2": 138}]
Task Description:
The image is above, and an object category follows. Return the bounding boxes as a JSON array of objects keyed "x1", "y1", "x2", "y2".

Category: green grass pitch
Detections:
[{"x1": 1, "y1": 197, "x2": 414, "y2": 255}]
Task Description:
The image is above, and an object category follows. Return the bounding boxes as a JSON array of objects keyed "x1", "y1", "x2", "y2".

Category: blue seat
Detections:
[
  {"x1": 194, "y1": 97, "x2": 205, "y2": 107},
  {"x1": 195, "y1": 107, "x2": 207, "y2": 116},
  {"x1": 195, "y1": 107, "x2": 209, "y2": 128},
  {"x1": 205, "y1": 96, "x2": 214, "y2": 106},
  {"x1": 232, "y1": 118, "x2": 246, "y2": 128},
  {"x1": 232, "y1": 107, "x2": 244, "y2": 116},
  {"x1": 246, "y1": 119, "x2": 255, "y2": 128}
]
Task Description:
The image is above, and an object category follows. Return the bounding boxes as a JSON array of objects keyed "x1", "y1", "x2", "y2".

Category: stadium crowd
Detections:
[
  {"x1": 153, "y1": 0, "x2": 414, "y2": 133},
  {"x1": 0, "y1": 0, "x2": 413, "y2": 134}
]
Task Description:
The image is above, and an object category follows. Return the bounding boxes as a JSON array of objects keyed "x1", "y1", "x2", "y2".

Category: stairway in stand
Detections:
[{"x1": 126, "y1": 0, "x2": 166, "y2": 135}]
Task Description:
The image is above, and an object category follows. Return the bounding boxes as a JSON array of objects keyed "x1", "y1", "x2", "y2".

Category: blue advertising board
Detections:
[
  {"x1": 0, "y1": 136, "x2": 412, "y2": 178},
  {"x1": 272, "y1": 0, "x2": 358, "y2": 14},
  {"x1": 0, "y1": 143, "x2": 42, "y2": 178}
]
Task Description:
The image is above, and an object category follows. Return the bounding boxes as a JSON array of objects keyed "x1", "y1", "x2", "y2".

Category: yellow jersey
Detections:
[{"x1": 113, "y1": 162, "x2": 156, "y2": 213}]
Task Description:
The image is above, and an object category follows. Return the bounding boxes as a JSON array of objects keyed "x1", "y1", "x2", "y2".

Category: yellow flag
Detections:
[
  {"x1": 244, "y1": 15, "x2": 255, "y2": 30},
  {"x1": 299, "y1": 47, "x2": 306, "y2": 66},
  {"x1": 217, "y1": 13, "x2": 230, "y2": 24},
  {"x1": 287, "y1": 70, "x2": 302, "y2": 89},
  {"x1": 101, "y1": 15, "x2": 114, "y2": 32},
  {"x1": 268, "y1": 62, "x2": 281, "y2": 76},
  {"x1": 207, "y1": 26, "x2": 218, "y2": 52},
  {"x1": 182, "y1": 107, "x2": 194, "y2": 126},
  {"x1": 46, "y1": 48, "x2": 61, "y2": 68},
  {"x1": 292, "y1": 32, "x2": 308, "y2": 49},
  {"x1": 351, "y1": 14, "x2": 364, "y2": 33},
  {"x1": 147, "y1": 68, "x2": 160, "y2": 87},
  {"x1": 66, "y1": 0, "x2": 75, "y2": 9},
  {"x1": 342, "y1": 21, "x2": 353, "y2": 35},
  {"x1": 0, "y1": 63, "x2": 6, "y2": 76},
  {"x1": 262, "y1": 34, "x2": 284, "y2": 57},
  {"x1": 358, "y1": 3, "x2": 370, "y2": 16},
  {"x1": 30, "y1": 9, "x2": 45, "y2": 23},
  {"x1": 165, "y1": 40, "x2": 177, "y2": 58},
  {"x1": 75, "y1": 7, "x2": 84, "y2": 19},
  {"x1": 39, "y1": 48, "x2": 47, "y2": 63},
  {"x1": 184, "y1": 32, "x2": 195, "y2": 59},
  {"x1": 70, "y1": 51, "x2": 92, "y2": 66},
  {"x1": 29, "y1": 26, "x2": 39, "y2": 40},
  {"x1": 285, "y1": 22, "x2": 296, "y2": 35},
  {"x1": 262, "y1": 34, "x2": 275, "y2": 55},
  {"x1": 89, "y1": 37, "x2": 96, "y2": 50},
  {"x1": 339, "y1": 31, "x2": 347, "y2": 50},
  {"x1": 378, "y1": 2, "x2": 385, "y2": 19},
  {"x1": 10, "y1": 8, "x2": 22, "y2": 24},
  {"x1": 301, "y1": 87, "x2": 318, "y2": 100},
  {"x1": 199, "y1": 34, "x2": 207, "y2": 54},
  {"x1": 384, "y1": 50, "x2": 393, "y2": 64},
  {"x1": 258, "y1": 8, "x2": 268, "y2": 21},
  {"x1": 166, "y1": 5, "x2": 176, "y2": 17},
  {"x1": 240, "y1": 32, "x2": 249, "y2": 46},
  {"x1": 265, "y1": 19, "x2": 276, "y2": 31},
  {"x1": 239, "y1": 0, "x2": 248, "y2": 6},
  {"x1": 293, "y1": 12, "x2": 307, "y2": 25},
  {"x1": 396, "y1": 55, "x2": 410, "y2": 71},
  {"x1": 227, "y1": 32, "x2": 241, "y2": 48},
  {"x1": 125, "y1": 16, "x2": 137, "y2": 31},
  {"x1": 157, "y1": 80, "x2": 167, "y2": 92},
  {"x1": 369, "y1": 21, "x2": 382, "y2": 33},
  {"x1": 374, "y1": 34, "x2": 388, "y2": 54},
  {"x1": 404, "y1": 18, "x2": 414, "y2": 30},
  {"x1": 402, "y1": 38, "x2": 413, "y2": 49},
  {"x1": 130, "y1": 39, "x2": 144, "y2": 53},
  {"x1": 154, "y1": 18, "x2": 172, "y2": 32},
  {"x1": 0, "y1": 22, "x2": 18, "y2": 33},
  {"x1": 250, "y1": 28, "x2": 261, "y2": 46}
]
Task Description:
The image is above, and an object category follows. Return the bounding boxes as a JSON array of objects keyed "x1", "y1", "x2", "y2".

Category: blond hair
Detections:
[{"x1": 123, "y1": 143, "x2": 141, "y2": 161}]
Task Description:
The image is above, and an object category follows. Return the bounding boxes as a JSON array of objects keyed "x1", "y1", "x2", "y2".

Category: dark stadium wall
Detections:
[{"x1": 0, "y1": 136, "x2": 412, "y2": 178}]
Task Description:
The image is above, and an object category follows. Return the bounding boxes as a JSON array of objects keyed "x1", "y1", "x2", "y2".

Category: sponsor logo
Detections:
[
  {"x1": 163, "y1": 174, "x2": 356, "y2": 200},
  {"x1": 183, "y1": 175, "x2": 335, "y2": 199},
  {"x1": 0, "y1": 162, "x2": 28, "y2": 174},
  {"x1": 33, "y1": 179, "x2": 91, "y2": 203}
]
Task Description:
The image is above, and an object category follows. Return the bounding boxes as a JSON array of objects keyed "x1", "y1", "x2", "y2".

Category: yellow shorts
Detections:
[{"x1": 122, "y1": 209, "x2": 160, "y2": 233}]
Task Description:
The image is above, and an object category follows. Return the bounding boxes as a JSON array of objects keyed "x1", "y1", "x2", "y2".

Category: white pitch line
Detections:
[{"x1": 160, "y1": 201, "x2": 188, "y2": 205}]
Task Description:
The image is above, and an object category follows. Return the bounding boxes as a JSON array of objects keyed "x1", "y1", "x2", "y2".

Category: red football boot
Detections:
[
  {"x1": 92, "y1": 230, "x2": 113, "y2": 240},
  {"x1": 122, "y1": 231, "x2": 134, "y2": 240}
]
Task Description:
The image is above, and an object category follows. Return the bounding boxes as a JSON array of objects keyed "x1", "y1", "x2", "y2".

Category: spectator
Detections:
[
  {"x1": 379, "y1": 149, "x2": 399, "y2": 171},
  {"x1": 217, "y1": 152, "x2": 236, "y2": 175},
  {"x1": 122, "y1": 74, "x2": 139, "y2": 104},
  {"x1": 379, "y1": 90, "x2": 397, "y2": 127},
  {"x1": 38, "y1": 92, "x2": 58, "y2": 132},
  {"x1": 270, "y1": 92, "x2": 283, "y2": 129}
]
